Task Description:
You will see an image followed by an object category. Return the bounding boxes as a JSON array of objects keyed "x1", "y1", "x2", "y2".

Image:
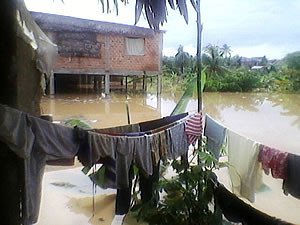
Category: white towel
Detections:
[{"x1": 227, "y1": 129, "x2": 262, "y2": 202}]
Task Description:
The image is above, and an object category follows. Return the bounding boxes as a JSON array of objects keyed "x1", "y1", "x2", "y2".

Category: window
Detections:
[{"x1": 125, "y1": 37, "x2": 145, "y2": 56}]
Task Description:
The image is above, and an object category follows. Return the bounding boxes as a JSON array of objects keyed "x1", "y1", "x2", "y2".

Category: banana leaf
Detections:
[
  {"x1": 65, "y1": 119, "x2": 92, "y2": 129},
  {"x1": 171, "y1": 70, "x2": 206, "y2": 116}
]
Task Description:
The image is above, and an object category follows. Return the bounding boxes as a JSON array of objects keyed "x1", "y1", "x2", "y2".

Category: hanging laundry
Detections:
[
  {"x1": 0, "y1": 104, "x2": 80, "y2": 224},
  {"x1": 283, "y1": 153, "x2": 300, "y2": 199},
  {"x1": 88, "y1": 131, "x2": 117, "y2": 162},
  {"x1": 150, "y1": 133, "x2": 160, "y2": 166},
  {"x1": 25, "y1": 114, "x2": 80, "y2": 224},
  {"x1": 227, "y1": 129, "x2": 262, "y2": 203},
  {"x1": 115, "y1": 165, "x2": 134, "y2": 215},
  {"x1": 258, "y1": 145, "x2": 288, "y2": 179},
  {"x1": 97, "y1": 123, "x2": 141, "y2": 134},
  {"x1": 204, "y1": 115, "x2": 226, "y2": 160},
  {"x1": 89, "y1": 114, "x2": 188, "y2": 215},
  {"x1": 46, "y1": 158, "x2": 75, "y2": 166},
  {"x1": 214, "y1": 184, "x2": 294, "y2": 225},
  {"x1": 0, "y1": 104, "x2": 35, "y2": 159},
  {"x1": 168, "y1": 122, "x2": 189, "y2": 159},
  {"x1": 139, "y1": 113, "x2": 188, "y2": 131},
  {"x1": 185, "y1": 112, "x2": 203, "y2": 145},
  {"x1": 75, "y1": 126, "x2": 93, "y2": 167}
]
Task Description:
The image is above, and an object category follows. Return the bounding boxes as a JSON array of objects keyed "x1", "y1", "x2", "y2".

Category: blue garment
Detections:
[{"x1": 204, "y1": 115, "x2": 226, "y2": 160}]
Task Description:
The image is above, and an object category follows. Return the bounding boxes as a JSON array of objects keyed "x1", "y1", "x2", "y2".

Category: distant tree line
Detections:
[{"x1": 162, "y1": 44, "x2": 300, "y2": 93}]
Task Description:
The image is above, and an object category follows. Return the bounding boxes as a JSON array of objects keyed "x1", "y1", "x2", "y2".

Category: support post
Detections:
[
  {"x1": 93, "y1": 76, "x2": 98, "y2": 90},
  {"x1": 196, "y1": 0, "x2": 203, "y2": 112},
  {"x1": 157, "y1": 73, "x2": 162, "y2": 95},
  {"x1": 133, "y1": 77, "x2": 137, "y2": 90},
  {"x1": 125, "y1": 76, "x2": 128, "y2": 92},
  {"x1": 143, "y1": 73, "x2": 148, "y2": 92},
  {"x1": 49, "y1": 72, "x2": 55, "y2": 95},
  {"x1": 99, "y1": 75, "x2": 103, "y2": 91},
  {"x1": 105, "y1": 73, "x2": 110, "y2": 95}
]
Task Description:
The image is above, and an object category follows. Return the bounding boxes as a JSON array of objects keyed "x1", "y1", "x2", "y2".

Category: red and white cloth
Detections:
[
  {"x1": 258, "y1": 145, "x2": 288, "y2": 179},
  {"x1": 185, "y1": 112, "x2": 203, "y2": 145}
]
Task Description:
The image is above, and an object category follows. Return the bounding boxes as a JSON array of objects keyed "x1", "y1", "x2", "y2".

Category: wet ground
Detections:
[{"x1": 37, "y1": 91, "x2": 300, "y2": 225}]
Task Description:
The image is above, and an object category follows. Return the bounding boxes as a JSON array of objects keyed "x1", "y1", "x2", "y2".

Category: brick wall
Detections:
[
  {"x1": 52, "y1": 32, "x2": 161, "y2": 73},
  {"x1": 109, "y1": 34, "x2": 160, "y2": 71},
  {"x1": 54, "y1": 33, "x2": 106, "y2": 71}
]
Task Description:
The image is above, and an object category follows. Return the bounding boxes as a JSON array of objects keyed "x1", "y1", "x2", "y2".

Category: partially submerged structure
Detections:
[{"x1": 31, "y1": 12, "x2": 164, "y2": 94}]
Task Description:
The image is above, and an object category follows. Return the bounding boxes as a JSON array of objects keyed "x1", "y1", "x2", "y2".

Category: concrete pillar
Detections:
[
  {"x1": 133, "y1": 77, "x2": 137, "y2": 90},
  {"x1": 143, "y1": 74, "x2": 147, "y2": 92},
  {"x1": 105, "y1": 73, "x2": 110, "y2": 95},
  {"x1": 50, "y1": 72, "x2": 55, "y2": 95},
  {"x1": 157, "y1": 93, "x2": 162, "y2": 117},
  {"x1": 157, "y1": 73, "x2": 162, "y2": 95},
  {"x1": 93, "y1": 76, "x2": 97, "y2": 90},
  {"x1": 99, "y1": 76, "x2": 103, "y2": 91}
]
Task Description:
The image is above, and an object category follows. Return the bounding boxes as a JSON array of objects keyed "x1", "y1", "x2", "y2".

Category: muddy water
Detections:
[{"x1": 38, "y1": 91, "x2": 300, "y2": 225}]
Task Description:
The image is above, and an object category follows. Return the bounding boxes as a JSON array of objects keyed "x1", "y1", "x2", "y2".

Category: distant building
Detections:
[
  {"x1": 240, "y1": 56, "x2": 268, "y2": 69},
  {"x1": 31, "y1": 12, "x2": 164, "y2": 94},
  {"x1": 251, "y1": 66, "x2": 264, "y2": 71}
]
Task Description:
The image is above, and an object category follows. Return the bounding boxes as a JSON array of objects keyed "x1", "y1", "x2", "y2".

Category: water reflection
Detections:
[{"x1": 41, "y1": 91, "x2": 300, "y2": 154}]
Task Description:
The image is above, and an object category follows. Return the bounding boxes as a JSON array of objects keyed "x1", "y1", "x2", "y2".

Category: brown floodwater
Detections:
[
  {"x1": 41, "y1": 91, "x2": 300, "y2": 154},
  {"x1": 38, "y1": 91, "x2": 300, "y2": 225}
]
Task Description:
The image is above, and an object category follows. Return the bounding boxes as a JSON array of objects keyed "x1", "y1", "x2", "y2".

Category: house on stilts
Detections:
[{"x1": 31, "y1": 11, "x2": 164, "y2": 95}]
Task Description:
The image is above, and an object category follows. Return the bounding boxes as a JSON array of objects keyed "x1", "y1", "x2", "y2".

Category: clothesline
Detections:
[
  {"x1": 0, "y1": 103, "x2": 298, "y2": 224},
  {"x1": 204, "y1": 114, "x2": 300, "y2": 202}
]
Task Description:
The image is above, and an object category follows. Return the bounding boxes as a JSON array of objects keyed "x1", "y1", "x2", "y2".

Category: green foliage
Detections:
[
  {"x1": 162, "y1": 44, "x2": 300, "y2": 94},
  {"x1": 205, "y1": 70, "x2": 261, "y2": 92},
  {"x1": 260, "y1": 69, "x2": 300, "y2": 93},
  {"x1": 131, "y1": 144, "x2": 224, "y2": 225},
  {"x1": 171, "y1": 70, "x2": 206, "y2": 116},
  {"x1": 64, "y1": 119, "x2": 92, "y2": 129},
  {"x1": 202, "y1": 44, "x2": 229, "y2": 78},
  {"x1": 284, "y1": 51, "x2": 300, "y2": 70}
]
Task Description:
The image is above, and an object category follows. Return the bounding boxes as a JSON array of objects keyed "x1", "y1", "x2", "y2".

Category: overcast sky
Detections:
[{"x1": 25, "y1": 0, "x2": 300, "y2": 59}]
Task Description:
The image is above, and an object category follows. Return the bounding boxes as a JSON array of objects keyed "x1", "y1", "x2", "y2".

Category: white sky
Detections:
[{"x1": 25, "y1": 0, "x2": 300, "y2": 59}]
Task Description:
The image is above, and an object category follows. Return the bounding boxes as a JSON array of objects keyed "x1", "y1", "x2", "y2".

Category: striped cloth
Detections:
[{"x1": 185, "y1": 112, "x2": 203, "y2": 145}]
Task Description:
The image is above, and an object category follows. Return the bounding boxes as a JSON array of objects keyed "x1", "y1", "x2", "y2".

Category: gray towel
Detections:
[{"x1": 204, "y1": 115, "x2": 226, "y2": 160}]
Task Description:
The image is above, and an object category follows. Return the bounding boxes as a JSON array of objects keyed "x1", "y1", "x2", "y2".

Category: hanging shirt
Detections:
[
  {"x1": 185, "y1": 112, "x2": 203, "y2": 145},
  {"x1": 0, "y1": 105, "x2": 80, "y2": 224},
  {"x1": 258, "y1": 145, "x2": 288, "y2": 179},
  {"x1": 227, "y1": 129, "x2": 261, "y2": 203},
  {"x1": 168, "y1": 122, "x2": 189, "y2": 159},
  {"x1": 283, "y1": 153, "x2": 300, "y2": 199},
  {"x1": 204, "y1": 115, "x2": 226, "y2": 160}
]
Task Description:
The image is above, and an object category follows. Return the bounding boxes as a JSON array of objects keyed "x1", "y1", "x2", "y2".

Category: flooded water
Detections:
[
  {"x1": 38, "y1": 91, "x2": 300, "y2": 225},
  {"x1": 41, "y1": 91, "x2": 300, "y2": 154}
]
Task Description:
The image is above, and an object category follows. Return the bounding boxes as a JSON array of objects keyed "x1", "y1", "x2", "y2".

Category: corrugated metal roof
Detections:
[{"x1": 30, "y1": 11, "x2": 164, "y2": 37}]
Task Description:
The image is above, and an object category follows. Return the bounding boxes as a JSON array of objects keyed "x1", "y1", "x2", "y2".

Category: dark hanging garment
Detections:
[
  {"x1": 283, "y1": 153, "x2": 300, "y2": 199},
  {"x1": 139, "y1": 113, "x2": 188, "y2": 132},
  {"x1": 46, "y1": 158, "x2": 75, "y2": 166},
  {"x1": 214, "y1": 184, "x2": 294, "y2": 225},
  {"x1": 75, "y1": 126, "x2": 93, "y2": 167},
  {"x1": 139, "y1": 162, "x2": 160, "y2": 203},
  {"x1": 115, "y1": 165, "x2": 134, "y2": 215}
]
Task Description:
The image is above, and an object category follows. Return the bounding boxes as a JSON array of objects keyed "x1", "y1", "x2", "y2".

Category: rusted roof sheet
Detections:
[{"x1": 30, "y1": 11, "x2": 164, "y2": 37}]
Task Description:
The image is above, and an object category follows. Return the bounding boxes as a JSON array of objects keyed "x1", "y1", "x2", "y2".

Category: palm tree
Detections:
[
  {"x1": 220, "y1": 44, "x2": 232, "y2": 58},
  {"x1": 175, "y1": 45, "x2": 190, "y2": 75},
  {"x1": 202, "y1": 44, "x2": 228, "y2": 77}
]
